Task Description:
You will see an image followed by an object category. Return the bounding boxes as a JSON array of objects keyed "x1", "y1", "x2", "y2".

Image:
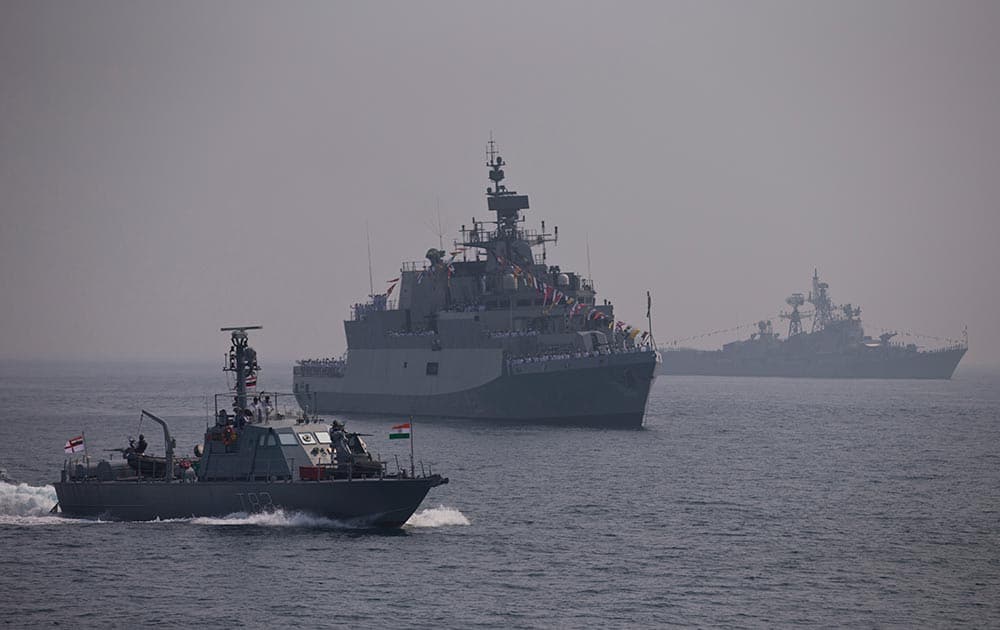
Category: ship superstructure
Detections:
[
  {"x1": 294, "y1": 141, "x2": 656, "y2": 427},
  {"x1": 659, "y1": 270, "x2": 967, "y2": 379}
]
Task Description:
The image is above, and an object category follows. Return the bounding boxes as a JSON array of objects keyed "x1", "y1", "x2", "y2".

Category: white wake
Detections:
[
  {"x1": 191, "y1": 509, "x2": 345, "y2": 528},
  {"x1": 0, "y1": 482, "x2": 66, "y2": 525},
  {"x1": 405, "y1": 505, "x2": 470, "y2": 528},
  {"x1": 0, "y1": 482, "x2": 469, "y2": 530}
]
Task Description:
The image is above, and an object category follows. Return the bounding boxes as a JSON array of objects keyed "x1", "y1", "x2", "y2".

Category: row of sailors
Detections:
[
  {"x1": 386, "y1": 329, "x2": 541, "y2": 339},
  {"x1": 507, "y1": 345, "x2": 651, "y2": 366},
  {"x1": 217, "y1": 396, "x2": 275, "y2": 427},
  {"x1": 298, "y1": 358, "x2": 347, "y2": 366},
  {"x1": 488, "y1": 330, "x2": 540, "y2": 338},
  {"x1": 444, "y1": 303, "x2": 488, "y2": 312},
  {"x1": 296, "y1": 365, "x2": 345, "y2": 377},
  {"x1": 508, "y1": 351, "x2": 601, "y2": 366}
]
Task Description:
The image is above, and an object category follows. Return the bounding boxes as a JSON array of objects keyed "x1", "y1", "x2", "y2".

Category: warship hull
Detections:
[
  {"x1": 53, "y1": 476, "x2": 444, "y2": 525},
  {"x1": 296, "y1": 352, "x2": 656, "y2": 428},
  {"x1": 659, "y1": 346, "x2": 967, "y2": 379}
]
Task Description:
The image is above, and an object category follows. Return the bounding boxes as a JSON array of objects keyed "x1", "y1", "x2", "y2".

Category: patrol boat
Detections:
[
  {"x1": 52, "y1": 326, "x2": 448, "y2": 524},
  {"x1": 294, "y1": 141, "x2": 657, "y2": 428}
]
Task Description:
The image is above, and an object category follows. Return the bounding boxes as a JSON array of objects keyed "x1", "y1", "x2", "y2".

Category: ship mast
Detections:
[
  {"x1": 808, "y1": 269, "x2": 834, "y2": 332},
  {"x1": 459, "y1": 136, "x2": 557, "y2": 266},
  {"x1": 485, "y1": 137, "x2": 526, "y2": 241},
  {"x1": 222, "y1": 325, "x2": 262, "y2": 410}
]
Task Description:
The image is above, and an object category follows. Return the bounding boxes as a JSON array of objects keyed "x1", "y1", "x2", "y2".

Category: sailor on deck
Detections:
[
  {"x1": 264, "y1": 396, "x2": 273, "y2": 422},
  {"x1": 329, "y1": 421, "x2": 352, "y2": 464}
]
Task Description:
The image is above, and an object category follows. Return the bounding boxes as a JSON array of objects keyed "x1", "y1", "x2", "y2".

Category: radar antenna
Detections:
[{"x1": 781, "y1": 293, "x2": 805, "y2": 337}]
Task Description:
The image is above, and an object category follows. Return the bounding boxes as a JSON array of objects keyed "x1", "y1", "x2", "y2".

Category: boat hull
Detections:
[
  {"x1": 296, "y1": 352, "x2": 657, "y2": 428},
  {"x1": 658, "y1": 346, "x2": 967, "y2": 379},
  {"x1": 53, "y1": 476, "x2": 445, "y2": 525}
]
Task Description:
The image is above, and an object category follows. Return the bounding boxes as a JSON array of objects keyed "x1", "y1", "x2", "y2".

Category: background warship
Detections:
[
  {"x1": 53, "y1": 326, "x2": 447, "y2": 524},
  {"x1": 659, "y1": 270, "x2": 967, "y2": 379},
  {"x1": 294, "y1": 141, "x2": 657, "y2": 428}
]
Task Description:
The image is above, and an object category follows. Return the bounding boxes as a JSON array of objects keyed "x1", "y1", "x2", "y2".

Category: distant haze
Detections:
[{"x1": 2, "y1": 1, "x2": 998, "y2": 366}]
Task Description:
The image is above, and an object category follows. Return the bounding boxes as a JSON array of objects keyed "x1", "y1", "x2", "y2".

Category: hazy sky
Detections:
[{"x1": 2, "y1": 1, "x2": 998, "y2": 366}]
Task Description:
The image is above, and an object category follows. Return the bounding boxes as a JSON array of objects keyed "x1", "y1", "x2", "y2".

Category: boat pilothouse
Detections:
[{"x1": 294, "y1": 140, "x2": 657, "y2": 427}]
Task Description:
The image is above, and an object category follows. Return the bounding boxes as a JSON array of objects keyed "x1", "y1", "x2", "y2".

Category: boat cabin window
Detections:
[
  {"x1": 266, "y1": 433, "x2": 278, "y2": 447},
  {"x1": 426, "y1": 361, "x2": 439, "y2": 375},
  {"x1": 314, "y1": 431, "x2": 331, "y2": 444},
  {"x1": 278, "y1": 432, "x2": 298, "y2": 446}
]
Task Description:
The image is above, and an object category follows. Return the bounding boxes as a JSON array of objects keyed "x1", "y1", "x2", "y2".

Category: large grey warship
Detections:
[
  {"x1": 659, "y1": 270, "x2": 967, "y2": 379},
  {"x1": 294, "y1": 141, "x2": 657, "y2": 428},
  {"x1": 53, "y1": 326, "x2": 447, "y2": 524}
]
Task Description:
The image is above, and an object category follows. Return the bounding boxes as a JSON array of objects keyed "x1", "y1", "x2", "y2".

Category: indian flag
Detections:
[{"x1": 389, "y1": 423, "x2": 411, "y2": 439}]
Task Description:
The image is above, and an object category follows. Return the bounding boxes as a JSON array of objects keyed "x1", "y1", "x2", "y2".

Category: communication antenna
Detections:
[
  {"x1": 487, "y1": 130, "x2": 498, "y2": 163},
  {"x1": 421, "y1": 197, "x2": 449, "y2": 253},
  {"x1": 437, "y1": 197, "x2": 444, "y2": 251},
  {"x1": 366, "y1": 221, "x2": 374, "y2": 298},
  {"x1": 586, "y1": 233, "x2": 593, "y2": 285}
]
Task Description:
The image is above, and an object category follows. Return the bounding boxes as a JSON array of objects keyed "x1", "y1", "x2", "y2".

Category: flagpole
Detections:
[
  {"x1": 366, "y1": 221, "x2": 375, "y2": 298},
  {"x1": 82, "y1": 429, "x2": 88, "y2": 462},
  {"x1": 646, "y1": 290, "x2": 656, "y2": 349},
  {"x1": 409, "y1": 415, "x2": 415, "y2": 478}
]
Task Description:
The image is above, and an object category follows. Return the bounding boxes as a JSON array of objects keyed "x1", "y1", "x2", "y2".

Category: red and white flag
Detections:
[{"x1": 64, "y1": 435, "x2": 85, "y2": 454}]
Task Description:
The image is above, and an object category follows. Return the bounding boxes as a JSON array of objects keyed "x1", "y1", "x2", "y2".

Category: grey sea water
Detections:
[{"x1": 0, "y1": 360, "x2": 998, "y2": 628}]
